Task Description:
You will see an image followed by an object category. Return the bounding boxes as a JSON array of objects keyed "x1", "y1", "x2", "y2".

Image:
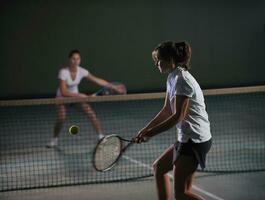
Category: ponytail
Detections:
[{"x1": 154, "y1": 41, "x2": 192, "y2": 70}]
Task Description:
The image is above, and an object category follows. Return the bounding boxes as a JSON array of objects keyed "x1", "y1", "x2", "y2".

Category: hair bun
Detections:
[
  {"x1": 153, "y1": 40, "x2": 192, "y2": 70},
  {"x1": 174, "y1": 42, "x2": 188, "y2": 62}
]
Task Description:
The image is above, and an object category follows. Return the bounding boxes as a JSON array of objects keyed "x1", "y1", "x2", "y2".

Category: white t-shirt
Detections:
[
  {"x1": 56, "y1": 66, "x2": 90, "y2": 97},
  {"x1": 167, "y1": 67, "x2": 211, "y2": 143}
]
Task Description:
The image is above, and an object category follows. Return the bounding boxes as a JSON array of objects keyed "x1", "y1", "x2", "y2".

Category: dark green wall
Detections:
[{"x1": 1, "y1": 1, "x2": 265, "y2": 98}]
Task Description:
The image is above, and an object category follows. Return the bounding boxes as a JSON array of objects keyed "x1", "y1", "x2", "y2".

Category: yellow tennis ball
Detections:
[{"x1": 69, "y1": 125, "x2": 79, "y2": 135}]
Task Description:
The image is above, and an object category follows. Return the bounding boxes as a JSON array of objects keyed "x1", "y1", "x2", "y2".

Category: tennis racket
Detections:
[{"x1": 92, "y1": 134, "x2": 146, "y2": 172}]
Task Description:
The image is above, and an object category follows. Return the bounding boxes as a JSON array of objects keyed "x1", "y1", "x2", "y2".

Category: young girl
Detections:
[
  {"x1": 133, "y1": 41, "x2": 212, "y2": 200},
  {"x1": 46, "y1": 49, "x2": 123, "y2": 148}
]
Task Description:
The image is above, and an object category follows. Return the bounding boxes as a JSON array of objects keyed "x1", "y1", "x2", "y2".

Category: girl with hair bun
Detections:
[{"x1": 133, "y1": 41, "x2": 212, "y2": 200}]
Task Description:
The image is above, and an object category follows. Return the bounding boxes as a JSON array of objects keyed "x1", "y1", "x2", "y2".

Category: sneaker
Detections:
[{"x1": 46, "y1": 138, "x2": 58, "y2": 148}]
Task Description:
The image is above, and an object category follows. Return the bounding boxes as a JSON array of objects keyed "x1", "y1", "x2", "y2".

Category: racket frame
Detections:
[{"x1": 92, "y1": 134, "x2": 132, "y2": 172}]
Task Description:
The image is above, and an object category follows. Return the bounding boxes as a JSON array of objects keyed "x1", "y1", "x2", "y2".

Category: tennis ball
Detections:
[{"x1": 69, "y1": 125, "x2": 79, "y2": 135}]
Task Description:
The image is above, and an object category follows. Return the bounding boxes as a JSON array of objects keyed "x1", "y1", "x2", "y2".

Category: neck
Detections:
[
  {"x1": 168, "y1": 65, "x2": 176, "y2": 73},
  {"x1": 69, "y1": 65, "x2": 77, "y2": 71}
]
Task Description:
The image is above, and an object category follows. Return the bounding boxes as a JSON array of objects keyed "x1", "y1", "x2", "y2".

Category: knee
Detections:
[
  {"x1": 82, "y1": 105, "x2": 96, "y2": 118},
  {"x1": 87, "y1": 109, "x2": 97, "y2": 119},
  {"x1": 153, "y1": 159, "x2": 164, "y2": 176},
  {"x1": 57, "y1": 113, "x2": 66, "y2": 123},
  {"x1": 152, "y1": 159, "x2": 158, "y2": 173}
]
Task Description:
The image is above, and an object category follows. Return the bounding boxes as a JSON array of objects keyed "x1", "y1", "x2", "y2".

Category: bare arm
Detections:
[
  {"x1": 146, "y1": 95, "x2": 189, "y2": 137},
  {"x1": 59, "y1": 80, "x2": 83, "y2": 97},
  {"x1": 86, "y1": 73, "x2": 110, "y2": 87},
  {"x1": 140, "y1": 93, "x2": 172, "y2": 131},
  {"x1": 86, "y1": 73, "x2": 125, "y2": 93},
  {"x1": 134, "y1": 95, "x2": 190, "y2": 142}
]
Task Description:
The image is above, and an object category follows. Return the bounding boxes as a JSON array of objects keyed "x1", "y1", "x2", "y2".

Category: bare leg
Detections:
[
  {"x1": 46, "y1": 105, "x2": 66, "y2": 147},
  {"x1": 79, "y1": 103, "x2": 103, "y2": 135},
  {"x1": 173, "y1": 156, "x2": 204, "y2": 200},
  {"x1": 153, "y1": 144, "x2": 174, "y2": 200},
  {"x1": 186, "y1": 172, "x2": 195, "y2": 192},
  {"x1": 53, "y1": 105, "x2": 66, "y2": 138}
]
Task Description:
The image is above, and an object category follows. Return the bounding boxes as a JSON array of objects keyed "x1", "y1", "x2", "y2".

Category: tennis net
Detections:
[{"x1": 0, "y1": 86, "x2": 265, "y2": 191}]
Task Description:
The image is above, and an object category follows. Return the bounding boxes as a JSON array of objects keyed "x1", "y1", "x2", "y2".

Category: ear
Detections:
[
  {"x1": 152, "y1": 50, "x2": 157, "y2": 61},
  {"x1": 171, "y1": 58, "x2": 177, "y2": 69}
]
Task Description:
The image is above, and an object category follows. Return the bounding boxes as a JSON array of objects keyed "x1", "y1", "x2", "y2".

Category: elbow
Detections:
[
  {"x1": 172, "y1": 112, "x2": 182, "y2": 124},
  {"x1": 162, "y1": 105, "x2": 172, "y2": 116}
]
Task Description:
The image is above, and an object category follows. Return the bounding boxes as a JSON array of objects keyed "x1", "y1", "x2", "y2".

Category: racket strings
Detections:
[{"x1": 94, "y1": 137, "x2": 122, "y2": 171}]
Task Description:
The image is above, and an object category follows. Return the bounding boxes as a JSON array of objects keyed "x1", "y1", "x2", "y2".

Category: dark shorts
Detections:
[{"x1": 173, "y1": 138, "x2": 212, "y2": 169}]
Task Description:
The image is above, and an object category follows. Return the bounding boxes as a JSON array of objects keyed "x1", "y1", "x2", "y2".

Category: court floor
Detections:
[{"x1": 1, "y1": 171, "x2": 264, "y2": 200}]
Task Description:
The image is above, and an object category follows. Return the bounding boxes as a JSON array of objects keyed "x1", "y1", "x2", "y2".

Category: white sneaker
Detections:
[
  {"x1": 46, "y1": 138, "x2": 58, "y2": 148},
  {"x1": 98, "y1": 134, "x2": 105, "y2": 140}
]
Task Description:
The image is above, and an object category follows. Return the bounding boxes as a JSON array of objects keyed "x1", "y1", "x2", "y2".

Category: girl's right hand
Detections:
[{"x1": 132, "y1": 129, "x2": 149, "y2": 143}]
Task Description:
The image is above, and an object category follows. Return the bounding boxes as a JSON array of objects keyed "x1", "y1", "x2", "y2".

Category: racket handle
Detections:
[
  {"x1": 130, "y1": 136, "x2": 149, "y2": 143},
  {"x1": 120, "y1": 136, "x2": 149, "y2": 143},
  {"x1": 120, "y1": 138, "x2": 133, "y2": 142}
]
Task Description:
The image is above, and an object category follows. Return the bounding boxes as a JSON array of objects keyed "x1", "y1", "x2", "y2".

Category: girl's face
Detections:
[
  {"x1": 69, "y1": 53, "x2": 81, "y2": 67},
  {"x1": 152, "y1": 50, "x2": 174, "y2": 74}
]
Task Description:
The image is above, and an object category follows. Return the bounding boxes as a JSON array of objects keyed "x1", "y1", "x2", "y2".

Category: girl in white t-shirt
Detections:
[
  {"x1": 133, "y1": 41, "x2": 212, "y2": 200},
  {"x1": 46, "y1": 50, "x2": 123, "y2": 148}
]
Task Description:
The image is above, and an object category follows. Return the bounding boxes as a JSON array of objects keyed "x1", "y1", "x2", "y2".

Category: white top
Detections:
[
  {"x1": 56, "y1": 66, "x2": 90, "y2": 97},
  {"x1": 167, "y1": 67, "x2": 211, "y2": 143}
]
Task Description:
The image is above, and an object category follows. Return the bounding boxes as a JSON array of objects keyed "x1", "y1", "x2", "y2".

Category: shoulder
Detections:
[
  {"x1": 58, "y1": 67, "x2": 69, "y2": 80},
  {"x1": 58, "y1": 67, "x2": 69, "y2": 75},
  {"x1": 176, "y1": 69, "x2": 195, "y2": 95},
  {"x1": 177, "y1": 69, "x2": 193, "y2": 85},
  {"x1": 78, "y1": 66, "x2": 85, "y2": 70},
  {"x1": 59, "y1": 67, "x2": 69, "y2": 74},
  {"x1": 78, "y1": 66, "x2": 90, "y2": 76},
  {"x1": 78, "y1": 66, "x2": 89, "y2": 72}
]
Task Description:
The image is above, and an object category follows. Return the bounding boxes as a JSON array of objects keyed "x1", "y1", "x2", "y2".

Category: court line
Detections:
[
  {"x1": 122, "y1": 155, "x2": 225, "y2": 200},
  {"x1": 192, "y1": 185, "x2": 225, "y2": 200}
]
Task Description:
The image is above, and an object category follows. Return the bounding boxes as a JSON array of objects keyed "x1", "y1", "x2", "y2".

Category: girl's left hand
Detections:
[
  {"x1": 112, "y1": 84, "x2": 126, "y2": 94},
  {"x1": 132, "y1": 129, "x2": 149, "y2": 143}
]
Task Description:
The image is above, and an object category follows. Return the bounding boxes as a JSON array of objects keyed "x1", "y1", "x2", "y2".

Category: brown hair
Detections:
[
  {"x1": 154, "y1": 41, "x2": 192, "y2": 70},
  {"x1": 68, "y1": 49, "x2": 81, "y2": 58}
]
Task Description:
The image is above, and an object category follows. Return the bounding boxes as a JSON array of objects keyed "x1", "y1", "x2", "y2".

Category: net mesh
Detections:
[{"x1": 0, "y1": 86, "x2": 265, "y2": 191}]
